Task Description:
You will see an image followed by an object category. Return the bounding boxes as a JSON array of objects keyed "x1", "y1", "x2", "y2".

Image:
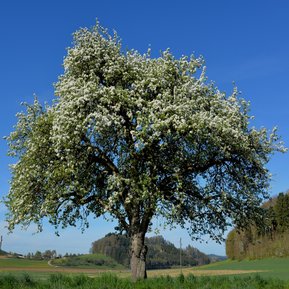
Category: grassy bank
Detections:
[{"x1": 0, "y1": 272, "x2": 287, "y2": 289}]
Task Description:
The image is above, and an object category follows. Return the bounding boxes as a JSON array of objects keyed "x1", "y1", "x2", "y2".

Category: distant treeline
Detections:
[
  {"x1": 25, "y1": 250, "x2": 58, "y2": 260},
  {"x1": 90, "y1": 234, "x2": 210, "y2": 269},
  {"x1": 226, "y1": 190, "x2": 289, "y2": 259}
]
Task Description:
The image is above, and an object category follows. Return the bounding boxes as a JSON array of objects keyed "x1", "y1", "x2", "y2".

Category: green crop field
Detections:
[{"x1": 196, "y1": 257, "x2": 289, "y2": 280}]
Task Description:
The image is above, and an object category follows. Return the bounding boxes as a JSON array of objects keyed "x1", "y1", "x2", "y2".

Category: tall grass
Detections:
[{"x1": 0, "y1": 272, "x2": 287, "y2": 289}]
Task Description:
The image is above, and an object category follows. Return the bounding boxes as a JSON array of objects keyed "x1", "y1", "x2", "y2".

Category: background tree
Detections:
[
  {"x1": 34, "y1": 251, "x2": 42, "y2": 260},
  {"x1": 42, "y1": 249, "x2": 57, "y2": 260},
  {"x1": 225, "y1": 190, "x2": 289, "y2": 260},
  {"x1": 5, "y1": 23, "x2": 286, "y2": 280},
  {"x1": 275, "y1": 193, "x2": 289, "y2": 232}
]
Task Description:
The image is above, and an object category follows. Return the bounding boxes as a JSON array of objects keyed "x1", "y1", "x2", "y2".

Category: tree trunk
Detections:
[{"x1": 130, "y1": 232, "x2": 147, "y2": 280}]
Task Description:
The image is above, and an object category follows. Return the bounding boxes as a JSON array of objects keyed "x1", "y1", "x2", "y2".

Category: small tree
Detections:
[
  {"x1": 42, "y1": 249, "x2": 57, "y2": 259},
  {"x1": 34, "y1": 251, "x2": 42, "y2": 260},
  {"x1": 5, "y1": 23, "x2": 286, "y2": 280}
]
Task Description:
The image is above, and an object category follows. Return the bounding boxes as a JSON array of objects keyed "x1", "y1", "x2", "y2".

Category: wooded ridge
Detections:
[{"x1": 91, "y1": 234, "x2": 211, "y2": 269}]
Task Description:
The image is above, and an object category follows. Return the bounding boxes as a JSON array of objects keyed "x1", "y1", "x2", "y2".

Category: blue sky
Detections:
[{"x1": 0, "y1": 0, "x2": 288, "y2": 256}]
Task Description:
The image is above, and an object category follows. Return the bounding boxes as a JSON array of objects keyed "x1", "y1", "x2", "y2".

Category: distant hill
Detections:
[
  {"x1": 207, "y1": 254, "x2": 227, "y2": 262},
  {"x1": 91, "y1": 234, "x2": 210, "y2": 269},
  {"x1": 226, "y1": 190, "x2": 289, "y2": 260}
]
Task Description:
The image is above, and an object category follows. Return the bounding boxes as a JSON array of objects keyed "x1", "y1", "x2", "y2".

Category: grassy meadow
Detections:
[
  {"x1": 1, "y1": 256, "x2": 289, "y2": 288},
  {"x1": 196, "y1": 257, "x2": 289, "y2": 280}
]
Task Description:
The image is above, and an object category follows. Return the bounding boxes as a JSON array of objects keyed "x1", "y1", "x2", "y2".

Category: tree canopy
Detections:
[{"x1": 5, "y1": 22, "x2": 286, "y2": 279}]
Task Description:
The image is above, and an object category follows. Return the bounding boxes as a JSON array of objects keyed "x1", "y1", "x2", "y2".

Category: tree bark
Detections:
[{"x1": 130, "y1": 232, "x2": 147, "y2": 281}]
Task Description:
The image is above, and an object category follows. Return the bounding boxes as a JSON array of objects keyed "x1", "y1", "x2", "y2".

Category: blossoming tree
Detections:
[{"x1": 5, "y1": 23, "x2": 286, "y2": 280}]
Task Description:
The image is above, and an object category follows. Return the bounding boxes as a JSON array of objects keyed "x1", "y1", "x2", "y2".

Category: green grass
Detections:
[
  {"x1": 0, "y1": 258, "x2": 53, "y2": 280},
  {"x1": 0, "y1": 272, "x2": 287, "y2": 289},
  {"x1": 196, "y1": 257, "x2": 289, "y2": 280},
  {"x1": 0, "y1": 258, "x2": 50, "y2": 268}
]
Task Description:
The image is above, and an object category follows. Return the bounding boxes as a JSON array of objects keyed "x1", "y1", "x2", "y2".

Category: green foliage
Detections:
[
  {"x1": 34, "y1": 251, "x2": 43, "y2": 260},
  {"x1": 146, "y1": 236, "x2": 210, "y2": 269},
  {"x1": 226, "y1": 190, "x2": 289, "y2": 260},
  {"x1": 0, "y1": 275, "x2": 19, "y2": 289},
  {"x1": 90, "y1": 234, "x2": 210, "y2": 269},
  {"x1": 0, "y1": 273, "x2": 36, "y2": 289},
  {"x1": 275, "y1": 193, "x2": 289, "y2": 233},
  {"x1": 91, "y1": 233, "x2": 131, "y2": 267}
]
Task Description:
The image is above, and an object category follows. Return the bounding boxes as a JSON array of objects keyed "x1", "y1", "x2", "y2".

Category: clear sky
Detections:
[{"x1": 0, "y1": 0, "x2": 288, "y2": 257}]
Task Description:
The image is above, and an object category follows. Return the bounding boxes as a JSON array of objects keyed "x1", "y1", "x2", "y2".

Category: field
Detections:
[
  {"x1": 2, "y1": 256, "x2": 289, "y2": 279},
  {"x1": 0, "y1": 256, "x2": 127, "y2": 280},
  {"x1": 196, "y1": 257, "x2": 289, "y2": 280},
  {"x1": 0, "y1": 255, "x2": 289, "y2": 281},
  {"x1": 1, "y1": 256, "x2": 289, "y2": 288},
  {"x1": 0, "y1": 256, "x2": 266, "y2": 278}
]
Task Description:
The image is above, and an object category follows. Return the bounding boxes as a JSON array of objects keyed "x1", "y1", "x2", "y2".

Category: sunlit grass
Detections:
[
  {"x1": 195, "y1": 257, "x2": 289, "y2": 280},
  {"x1": 0, "y1": 272, "x2": 287, "y2": 289}
]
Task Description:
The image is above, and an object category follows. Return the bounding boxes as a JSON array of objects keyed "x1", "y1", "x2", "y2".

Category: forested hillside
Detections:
[
  {"x1": 226, "y1": 190, "x2": 289, "y2": 259},
  {"x1": 91, "y1": 234, "x2": 210, "y2": 269}
]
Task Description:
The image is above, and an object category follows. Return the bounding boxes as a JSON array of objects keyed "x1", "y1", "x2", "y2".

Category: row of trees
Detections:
[
  {"x1": 25, "y1": 250, "x2": 57, "y2": 260},
  {"x1": 226, "y1": 191, "x2": 289, "y2": 259},
  {"x1": 24, "y1": 251, "x2": 86, "y2": 260},
  {"x1": 91, "y1": 233, "x2": 210, "y2": 269}
]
